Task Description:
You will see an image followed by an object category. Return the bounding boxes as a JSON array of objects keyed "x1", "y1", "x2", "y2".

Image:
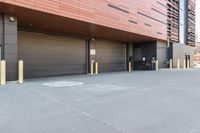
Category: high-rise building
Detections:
[
  {"x1": 0, "y1": 0, "x2": 196, "y2": 80},
  {"x1": 167, "y1": 0, "x2": 195, "y2": 68}
]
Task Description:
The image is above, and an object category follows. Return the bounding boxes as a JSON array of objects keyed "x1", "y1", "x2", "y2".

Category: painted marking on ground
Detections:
[{"x1": 43, "y1": 81, "x2": 83, "y2": 87}]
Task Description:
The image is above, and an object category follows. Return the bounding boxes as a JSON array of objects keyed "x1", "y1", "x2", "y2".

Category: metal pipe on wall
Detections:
[
  {"x1": 1, "y1": 14, "x2": 5, "y2": 60},
  {"x1": 86, "y1": 39, "x2": 90, "y2": 74}
]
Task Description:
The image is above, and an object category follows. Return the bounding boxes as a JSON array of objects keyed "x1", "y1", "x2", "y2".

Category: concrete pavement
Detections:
[{"x1": 0, "y1": 70, "x2": 200, "y2": 133}]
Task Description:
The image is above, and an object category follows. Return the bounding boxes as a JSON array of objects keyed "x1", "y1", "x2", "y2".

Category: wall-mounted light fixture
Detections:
[
  {"x1": 9, "y1": 16, "x2": 15, "y2": 22},
  {"x1": 41, "y1": 14, "x2": 47, "y2": 18},
  {"x1": 91, "y1": 38, "x2": 95, "y2": 42}
]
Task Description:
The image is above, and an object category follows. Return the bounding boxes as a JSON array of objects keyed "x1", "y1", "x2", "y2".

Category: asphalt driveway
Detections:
[{"x1": 0, "y1": 69, "x2": 200, "y2": 133}]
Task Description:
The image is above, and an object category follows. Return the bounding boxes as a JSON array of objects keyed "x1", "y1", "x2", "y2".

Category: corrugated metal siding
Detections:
[
  {"x1": 18, "y1": 31, "x2": 86, "y2": 78},
  {"x1": 92, "y1": 40, "x2": 126, "y2": 72}
]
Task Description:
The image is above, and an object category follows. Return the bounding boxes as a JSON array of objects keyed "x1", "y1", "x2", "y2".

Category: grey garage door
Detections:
[
  {"x1": 18, "y1": 31, "x2": 86, "y2": 78},
  {"x1": 91, "y1": 40, "x2": 126, "y2": 72}
]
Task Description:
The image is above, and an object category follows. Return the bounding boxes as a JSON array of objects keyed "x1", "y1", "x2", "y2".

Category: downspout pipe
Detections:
[{"x1": 1, "y1": 14, "x2": 5, "y2": 60}]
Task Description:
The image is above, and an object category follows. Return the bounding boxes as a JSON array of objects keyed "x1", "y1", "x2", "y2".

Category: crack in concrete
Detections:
[
  {"x1": 29, "y1": 87, "x2": 129, "y2": 133},
  {"x1": 0, "y1": 87, "x2": 129, "y2": 133}
]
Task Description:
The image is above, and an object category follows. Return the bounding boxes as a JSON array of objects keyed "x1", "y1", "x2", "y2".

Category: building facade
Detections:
[
  {"x1": 167, "y1": 0, "x2": 195, "y2": 68},
  {"x1": 0, "y1": 0, "x2": 196, "y2": 80}
]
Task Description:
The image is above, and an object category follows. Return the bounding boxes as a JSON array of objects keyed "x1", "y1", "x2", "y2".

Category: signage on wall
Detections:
[{"x1": 90, "y1": 49, "x2": 96, "y2": 55}]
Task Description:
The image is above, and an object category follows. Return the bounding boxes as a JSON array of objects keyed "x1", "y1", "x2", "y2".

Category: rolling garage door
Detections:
[
  {"x1": 18, "y1": 31, "x2": 86, "y2": 78},
  {"x1": 91, "y1": 40, "x2": 126, "y2": 72}
]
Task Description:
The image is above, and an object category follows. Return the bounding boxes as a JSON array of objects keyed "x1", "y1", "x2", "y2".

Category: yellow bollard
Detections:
[
  {"x1": 183, "y1": 59, "x2": 186, "y2": 69},
  {"x1": 170, "y1": 59, "x2": 173, "y2": 69},
  {"x1": 128, "y1": 62, "x2": 132, "y2": 72},
  {"x1": 90, "y1": 62, "x2": 94, "y2": 75},
  {"x1": 18, "y1": 60, "x2": 24, "y2": 84},
  {"x1": 0, "y1": 60, "x2": 6, "y2": 85},
  {"x1": 177, "y1": 59, "x2": 180, "y2": 70},
  {"x1": 95, "y1": 62, "x2": 98, "y2": 74},
  {"x1": 155, "y1": 60, "x2": 158, "y2": 71}
]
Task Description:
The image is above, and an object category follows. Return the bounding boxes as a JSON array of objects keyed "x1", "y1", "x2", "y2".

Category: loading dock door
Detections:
[
  {"x1": 91, "y1": 40, "x2": 126, "y2": 72},
  {"x1": 18, "y1": 32, "x2": 86, "y2": 78}
]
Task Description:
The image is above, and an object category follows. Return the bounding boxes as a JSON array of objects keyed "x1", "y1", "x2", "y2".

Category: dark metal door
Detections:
[
  {"x1": 18, "y1": 32, "x2": 86, "y2": 78},
  {"x1": 91, "y1": 40, "x2": 126, "y2": 72}
]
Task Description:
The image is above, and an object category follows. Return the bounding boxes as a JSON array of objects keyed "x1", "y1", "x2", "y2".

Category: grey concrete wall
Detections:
[
  {"x1": 156, "y1": 40, "x2": 168, "y2": 68},
  {"x1": 172, "y1": 43, "x2": 194, "y2": 68},
  {"x1": 0, "y1": 14, "x2": 17, "y2": 81}
]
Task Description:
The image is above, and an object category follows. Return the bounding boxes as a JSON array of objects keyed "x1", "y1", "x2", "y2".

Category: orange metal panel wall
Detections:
[{"x1": 0, "y1": 0, "x2": 168, "y2": 40}]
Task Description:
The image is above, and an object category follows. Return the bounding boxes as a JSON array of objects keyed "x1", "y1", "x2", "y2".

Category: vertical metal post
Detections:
[
  {"x1": 187, "y1": 60, "x2": 190, "y2": 69},
  {"x1": 155, "y1": 60, "x2": 158, "y2": 71},
  {"x1": 18, "y1": 60, "x2": 23, "y2": 84},
  {"x1": 177, "y1": 59, "x2": 180, "y2": 70},
  {"x1": 128, "y1": 62, "x2": 131, "y2": 72},
  {"x1": 95, "y1": 62, "x2": 98, "y2": 74},
  {"x1": 183, "y1": 59, "x2": 186, "y2": 69},
  {"x1": 0, "y1": 60, "x2": 6, "y2": 85},
  {"x1": 90, "y1": 62, "x2": 94, "y2": 75},
  {"x1": 170, "y1": 59, "x2": 173, "y2": 69}
]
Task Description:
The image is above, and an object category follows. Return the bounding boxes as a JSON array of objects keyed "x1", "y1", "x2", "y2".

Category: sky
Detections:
[{"x1": 196, "y1": 0, "x2": 200, "y2": 42}]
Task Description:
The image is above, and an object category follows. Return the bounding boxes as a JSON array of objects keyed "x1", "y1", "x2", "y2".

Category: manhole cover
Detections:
[{"x1": 43, "y1": 81, "x2": 83, "y2": 87}]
